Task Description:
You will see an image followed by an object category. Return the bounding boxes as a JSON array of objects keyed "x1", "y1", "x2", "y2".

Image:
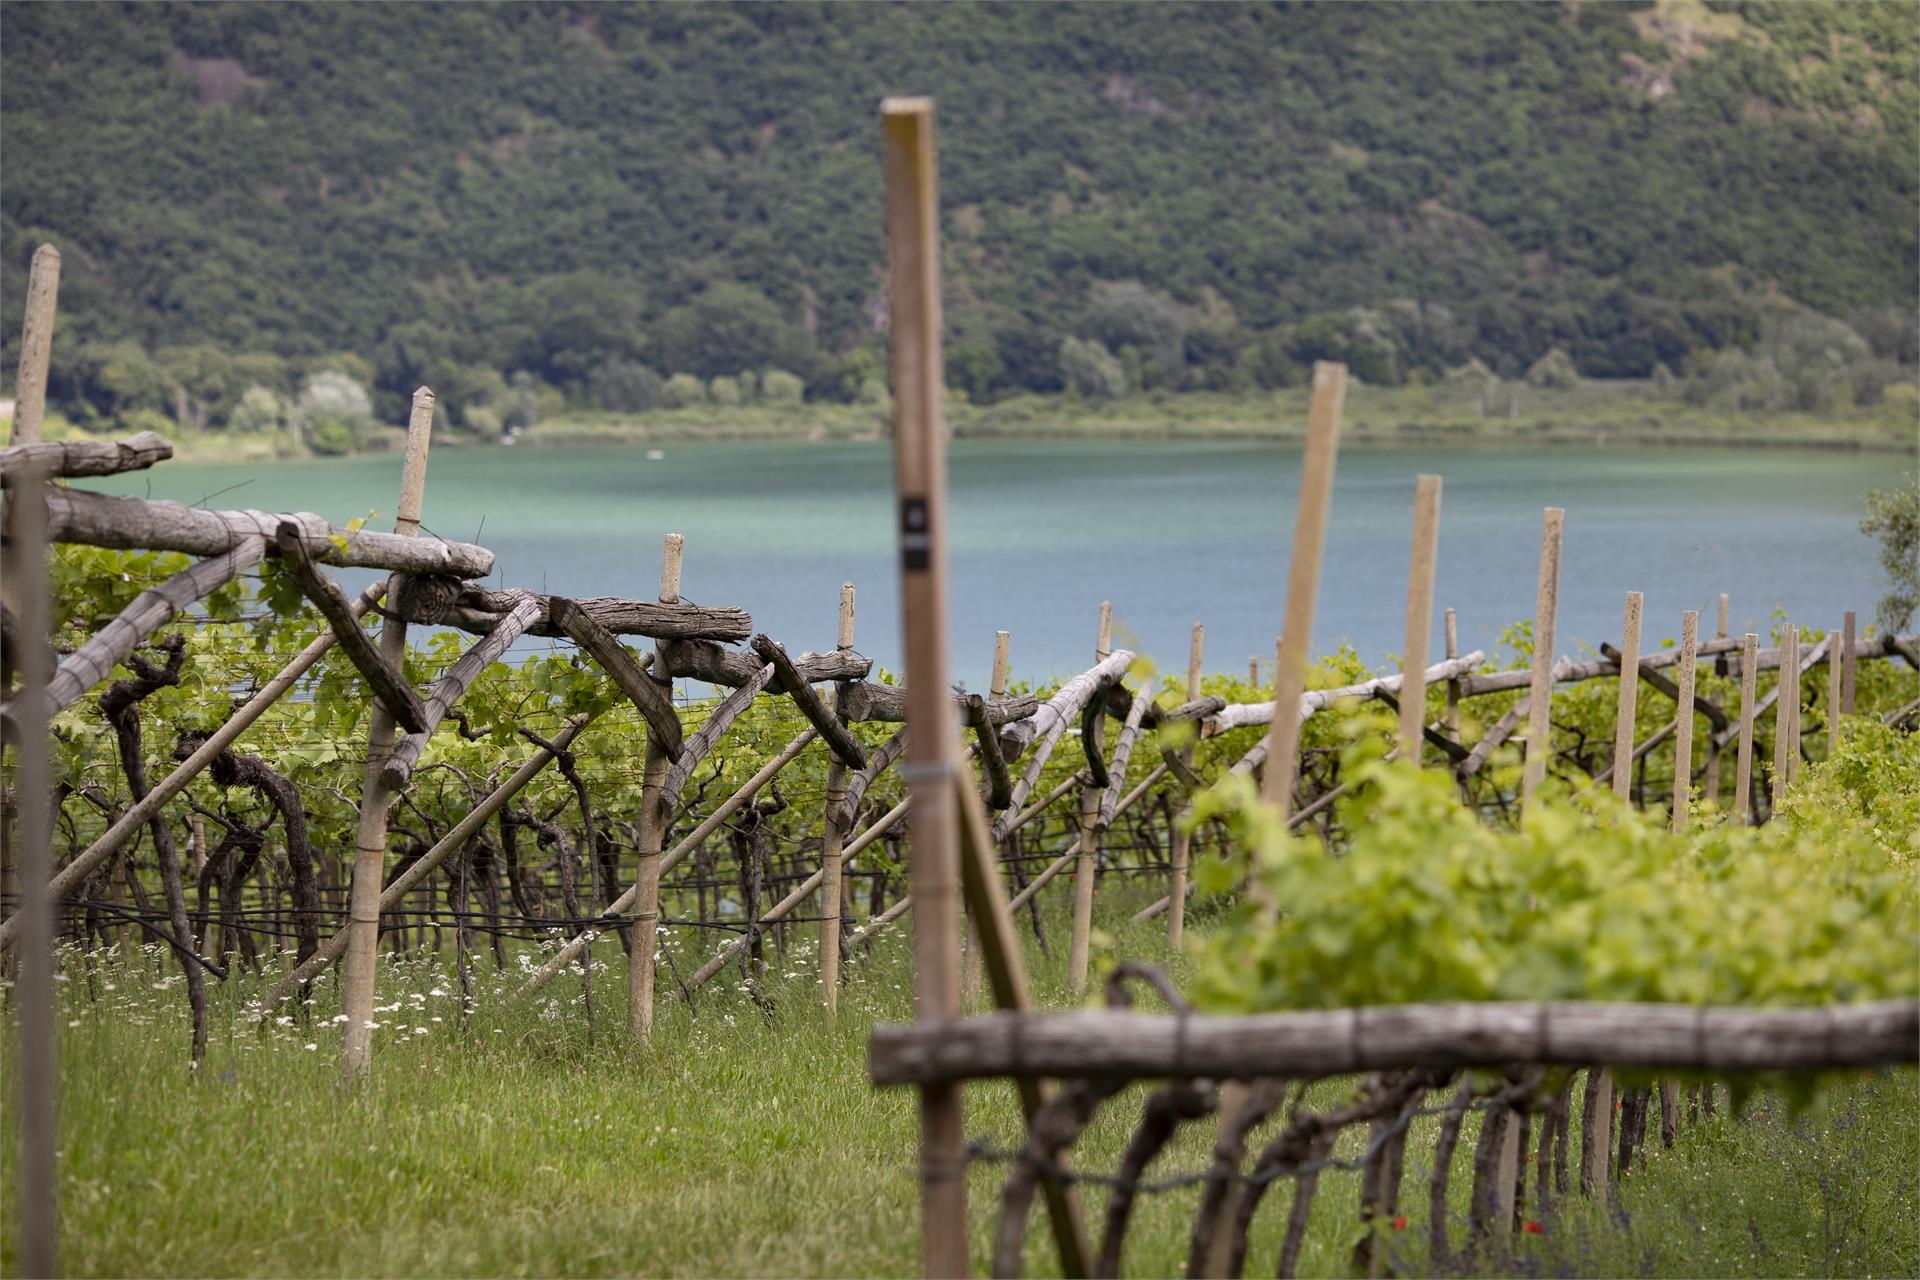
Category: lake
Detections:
[{"x1": 85, "y1": 439, "x2": 1902, "y2": 687}]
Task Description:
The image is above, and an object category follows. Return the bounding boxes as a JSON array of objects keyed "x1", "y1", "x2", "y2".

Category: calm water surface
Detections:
[{"x1": 89, "y1": 440, "x2": 1903, "y2": 685}]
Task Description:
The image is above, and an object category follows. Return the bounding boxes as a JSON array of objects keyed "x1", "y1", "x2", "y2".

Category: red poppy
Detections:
[
  {"x1": 1523, "y1": 1221, "x2": 1544, "y2": 1234},
  {"x1": 1391, "y1": 1217, "x2": 1408, "y2": 1231}
]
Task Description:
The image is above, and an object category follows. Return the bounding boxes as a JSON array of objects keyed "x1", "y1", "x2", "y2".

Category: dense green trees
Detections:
[{"x1": 1, "y1": 1, "x2": 1914, "y2": 434}]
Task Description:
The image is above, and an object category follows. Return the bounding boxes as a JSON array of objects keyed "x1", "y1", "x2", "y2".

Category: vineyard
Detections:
[{"x1": 3, "y1": 100, "x2": 1918, "y2": 1279}]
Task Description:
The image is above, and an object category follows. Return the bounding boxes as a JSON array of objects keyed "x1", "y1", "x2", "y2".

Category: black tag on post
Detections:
[{"x1": 900, "y1": 496, "x2": 930, "y2": 572}]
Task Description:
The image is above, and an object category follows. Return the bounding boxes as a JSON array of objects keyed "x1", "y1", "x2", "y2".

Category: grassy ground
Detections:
[{"x1": 3, "y1": 885, "x2": 1915, "y2": 1278}]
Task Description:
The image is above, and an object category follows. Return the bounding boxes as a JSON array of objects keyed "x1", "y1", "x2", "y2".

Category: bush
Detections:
[
  {"x1": 708, "y1": 375, "x2": 742, "y2": 406},
  {"x1": 296, "y1": 370, "x2": 376, "y2": 455},
  {"x1": 307, "y1": 417, "x2": 361, "y2": 456},
  {"x1": 586, "y1": 359, "x2": 664, "y2": 413},
  {"x1": 1524, "y1": 347, "x2": 1581, "y2": 390},
  {"x1": 1058, "y1": 336, "x2": 1126, "y2": 399},
  {"x1": 661, "y1": 374, "x2": 706, "y2": 408},
  {"x1": 760, "y1": 368, "x2": 805, "y2": 404},
  {"x1": 227, "y1": 384, "x2": 286, "y2": 435}
]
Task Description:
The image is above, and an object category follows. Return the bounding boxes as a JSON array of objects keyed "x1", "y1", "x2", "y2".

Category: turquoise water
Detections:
[{"x1": 85, "y1": 439, "x2": 1904, "y2": 685}]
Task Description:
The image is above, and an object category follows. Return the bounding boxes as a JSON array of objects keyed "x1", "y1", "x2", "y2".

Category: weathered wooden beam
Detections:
[
  {"x1": 1205, "y1": 652, "x2": 1485, "y2": 734},
  {"x1": 992, "y1": 650, "x2": 1134, "y2": 841},
  {"x1": 966, "y1": 694, "x2": 1013, "y2": 810},
  {"x1": 833, "y1": 726, "x2": 910, "y2": 829},
  {"x1": 836, "y1": 678, "x2": 1035, "y2": 727},
  {"x1": 273, "y1": 523, "x2": 428, "y2": 734},
  {"x1": 1096, "y1": 683, "x2": 1155, "y2": 830},
  {"x1": 662, "y1": 662, "x2": 778, "y2": 808},
  {"x1": 380, "y1": 595, "x2": 544, "y2": 790},
  {"x1": 868, "y1": 1000, "x2": 1919, "y2": 1086},
  {"x1": 751, "y1": 633, "x2": 867, "y2": 768},
  {"x1": 6, "y1": 537, "x2": 266, "y2": 728},
  {"x1": 437, "y1": 588, "x2": 751, "y2": 643},
  {"x1": 1602, "y1": 640, "x2": 1728, "y2": 733},
  {"x1": 1456, "y1": 698, "x2": 1529, "y2": 780},
  {"x1": 44, "y1": 487, "x2": 493, "y2": 578},
  {"x1": 0, "y1": 431, "x2": 171, "y2": 483},
  {"x1": 660, "y1": 637, "x2": 867, "y2": 688},
  {"x1": 550, "y1": 596, "x2": 682, "y2": 758}
]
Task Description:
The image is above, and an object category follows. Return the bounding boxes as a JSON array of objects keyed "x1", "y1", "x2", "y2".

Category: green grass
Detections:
[{"x1": 4, "y1": 886, "x2": 1916, "y2": 1278}]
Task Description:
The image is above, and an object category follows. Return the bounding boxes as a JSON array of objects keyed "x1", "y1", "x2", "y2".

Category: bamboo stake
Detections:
[
  {"x1": 1398, "y1": 475, "x2": 1443, "y2": 762},
  {"x1": 631, "y1": 533, "x2": 682, "y2": 1045},
  {"x1": 6, "y1": 464, "x2": 57, "y2": 1276},
  {"x1": 1841, "y1": 611, "x2": 1857, "y2": 716},
  {"x1": 1521, "y1": 509, "x2": 1566, "y2": 803},
  {"x1": 341, "y1": 388, "x2": 433, "y2": 1079},
  {"x1": 1610, "y1": 592, "x2": 1643, "y2": 805},
  {"x1": 882, "y1": 96, "x2": 965, "y2": 1280},
  {"x1": 1702, "y1": 594, "x2": 1728, "y2": 804},
  {"x1": 1733, "y1": 634, "x2": 1759, "y2": 825},
  {"x1": 1168, "y1": 622, "x2": 1204, "y2": 950},
  {"x1": 822, "y1": 582, "x2": 857, "y2": 1014},
  {"x1": 1672, "y1": 611, "x2": 1699, "y2": 831},
  {"x1": 1068, "y1": 603, "x2": 1112, "y2": 994}
]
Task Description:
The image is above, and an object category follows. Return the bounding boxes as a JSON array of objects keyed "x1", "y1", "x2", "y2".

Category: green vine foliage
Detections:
[{"x1": 1186, "y1": 709, "x2": 1919, "y2": 1017}]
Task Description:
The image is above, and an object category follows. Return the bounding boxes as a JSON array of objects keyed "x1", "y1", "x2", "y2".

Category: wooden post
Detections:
[
  {"x1": 1784, "y1": 623, "x2": 1804, "y2": 786},
  {"x1": 1201, "y1": 362, "x2": 1344, "y2": 1280},
  {"x1": 1733, "y1": 634, "x2": 1759, "y2": 825},
  {"x1": 1521, "y1": 509, "x2": 1566, "y2": 803},
  {"x1": 1068, "y1": 602, "x2": 1112, "y2": 994},
  {"x1": 340, "y1": 387, "x2": 433, "y2": 1079},
  {"x1": 1611, "y1": 592, "x2": 1643, "y2": 805},
  {"x1": 630, "y1": 533, "x2": 683, "y2": 1043},
  {"x1": 961, "y1": 627, "x2": 1010, "y2": 1005},
  {"x1": 1168, "y1": 622, "x2": 1203, "y2": 950},
  {"x1": 1247, "y1": 656, "x2": 1258, "y2": 686},
  {"x1": 821, "y1": 582, "x2": 858, "y2": 1014},
  {"x1": 1772, "y1": 621, "x2": 1794, "y2": 812},
  {"x1": 1824, "y1": 628, "x2": 1841, "y2": 758},
  {"x1": 1398, "y1": 475, "x2": 1443, "y2": 763},
  {"x1": 1258, "y1": 360, "x2": 1346, "y2": 830},
  {"x1": 883, "y1": 96, "x2": 966, "y2": 1280},
  {"x1": 1840, "y1": 610, "x2": 1858, "y2": 716},
  {"x1": 1444, "y1": 607, "x2": 1461, "y2": 737},
  {"x1": 1672, "y1": 611, "x2": 1699, "y2": 831},
  {"x1": 6, "y1": 464, "x2": 57, "y2": 1276},
  {"x1": 8, "y1": 245, "x2": 60, "y2": 447},
  {"x1": 1702, "y1": 594, "x2": 1729, "y2": 805},
  {"x1": 1, "y1": 246, "x2": 60, "y2": 944}
]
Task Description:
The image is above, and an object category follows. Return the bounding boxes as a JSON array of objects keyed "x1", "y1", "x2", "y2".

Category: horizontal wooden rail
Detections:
[
  {"x1": 0, "y1": 430, "x2": 171, "y2": 482},
  {"x1": 436, "y1": 587, "x2": 752, "y2": 643},
  {"x1": 45, "y1": 488, "x2": 494, "y2": 578},
  {"x1": 869, "y1": 1000, "x2": 1918, "y2": 1085}
]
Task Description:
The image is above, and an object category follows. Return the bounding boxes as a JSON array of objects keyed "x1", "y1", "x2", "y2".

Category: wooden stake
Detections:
[
  {"x1": 1068, "y1": 602, "x2": 1112, "y2": 994},
  {"x1": 962, "y1": 627, "x2": 1010, "y2": 1006},
  {"x1": 821, "y1": 583, "x2": 857, "y2": 1014},
  {"x1": 1168, "y1": 622, "x2": 1203, "y2": 950},
  {"x1": 8, "y1": 245, "x2": 60, "y2": 447},
  {"x1": 5, "y1": 464, "x2": 57, "y2": 1276},
  {"x1": 1733, "y1": 634, "x2": 1759, "y2": 825},
  {"x1": 1521, "y1": 508, "x2": 1565, "y2": 803},
  {"x1": 1702, "y1": 594, "x2": 1729, "y2": 808},
  {"x1": 1398, "y1": 475, "x2": 1443, "y2": 762},
  {"x1": 1610, "y1": 592, "x2": 1643, "y2": 805},
  {"x1": 1258, "y1": 361, "x2": 1346, "y2": 831},
  {"x1": 1841, "y1": 610, "x2": 1857, "y2": 716},
  {"x1": 1771, "y1": 621, "x2": 1794, "y2": 812},
  {"x1": 1784, "y1": 623, "x2": 1803, "y2": 786},
  {"x1": 1824, "y1": 629, "x2": 1841, "y2": 758},
  {"x1": 1444, "y1": 607, "x2": 1461, "y2": 737},
  {"x1": 882, "y1": 95, "x2": 966, "y2": 1280},
  {"x1": 341, "y1": 388, "x2": 433, "y2": 1079},
  {"x1": 1672, "y1": 611, "x2": 1699, "y2": 831},
  {"x1": 630, "y1": 533, "x2": 683, "y2": 1044}
]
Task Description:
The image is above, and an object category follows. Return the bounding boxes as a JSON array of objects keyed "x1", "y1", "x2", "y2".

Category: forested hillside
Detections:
[{"x1": 2, "y1": 0, "x2": 1915, "y2": 440}]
